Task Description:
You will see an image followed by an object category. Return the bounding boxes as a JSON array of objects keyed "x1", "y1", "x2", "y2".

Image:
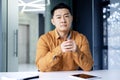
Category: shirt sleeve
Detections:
[
  {"x1": 35, "y1": 35, "x2": 63, "y2": 72},
  {"x1": 72, "y1": 35, "x2": 94, "y2": 71}
]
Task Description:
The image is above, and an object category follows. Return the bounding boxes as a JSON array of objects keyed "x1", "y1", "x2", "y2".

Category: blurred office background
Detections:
[{"x1": 0, "y1": 0, "x2": 120, "y2": 72}]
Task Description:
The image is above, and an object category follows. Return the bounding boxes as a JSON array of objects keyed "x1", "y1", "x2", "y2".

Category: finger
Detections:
[
  {"x1": 64, "y1": 48, "x2": 73, "y2": 52},
  {"x1": 64, "y1": 42, "x2": 73, "y2": 46},
  {"x1": 64, "y1": 45, "x2": 73, "y2": 49}
]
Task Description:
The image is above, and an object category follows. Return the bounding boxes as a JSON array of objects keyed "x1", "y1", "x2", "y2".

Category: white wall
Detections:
[{"x1": 19, "y1": 13, "x2": 39, "y2": 64}]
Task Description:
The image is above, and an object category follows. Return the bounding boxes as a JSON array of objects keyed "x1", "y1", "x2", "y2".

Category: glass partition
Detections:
[{"x1": 107, "y1": 0, "x2": 120, "y2": 69}]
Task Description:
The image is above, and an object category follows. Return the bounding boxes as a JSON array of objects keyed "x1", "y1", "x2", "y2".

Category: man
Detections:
[{"x1": 36, "y1": 3, "x2": 93, "y2": 72}]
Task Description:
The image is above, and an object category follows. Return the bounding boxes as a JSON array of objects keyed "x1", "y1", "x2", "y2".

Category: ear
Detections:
[
  {"x1": 71, "y1": 15, "x2": 73, "y2": 22},
  {"x1": 51, "y1": 18, "x2": 55, "y2": 25}
]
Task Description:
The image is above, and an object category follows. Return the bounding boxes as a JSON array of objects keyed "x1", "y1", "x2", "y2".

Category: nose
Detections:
[{"x1": 61, "y1": 17, "x2": 66, "y2": 23}]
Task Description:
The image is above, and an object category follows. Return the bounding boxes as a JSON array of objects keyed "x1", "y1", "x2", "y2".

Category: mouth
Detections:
[{"x1": 61, "y1": 24, "x2": 67, "y2": 27}]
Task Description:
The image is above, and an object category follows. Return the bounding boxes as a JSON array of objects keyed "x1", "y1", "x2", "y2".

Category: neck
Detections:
[{"x1": 57, "y1": 30, "x2": 70, "y2": 39}]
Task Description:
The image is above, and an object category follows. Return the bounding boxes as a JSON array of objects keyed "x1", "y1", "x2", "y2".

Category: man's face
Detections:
[{"x1": 51, "y1": 8, "x2": 73, "y2": 32}]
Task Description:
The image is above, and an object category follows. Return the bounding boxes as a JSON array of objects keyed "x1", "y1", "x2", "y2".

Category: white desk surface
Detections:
[{"x1": 0, "y1": 70, "x2": 120, "y2": 80}]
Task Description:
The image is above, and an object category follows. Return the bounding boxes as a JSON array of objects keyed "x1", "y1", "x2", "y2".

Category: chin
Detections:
[{"x1": 60, "y1": 29, "x2": 70, "y2": 32}]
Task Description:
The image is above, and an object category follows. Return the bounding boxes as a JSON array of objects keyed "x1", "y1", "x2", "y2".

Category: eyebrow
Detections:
[
  {"x1": 64, "y1": 13, "x2": 70, "y2": 15},
  {"x1": 55, "y1": 13, "x2": 70, "y2": 16}
]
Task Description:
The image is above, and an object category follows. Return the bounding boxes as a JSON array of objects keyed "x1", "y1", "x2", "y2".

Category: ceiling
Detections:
[{"x1": 18, "y1": 0, "x2": 46, "y2": 14}]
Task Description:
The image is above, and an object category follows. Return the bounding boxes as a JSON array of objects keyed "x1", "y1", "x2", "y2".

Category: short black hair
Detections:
[{"x1": 51, "y1": 3, "x2": 72, "y2": 16}]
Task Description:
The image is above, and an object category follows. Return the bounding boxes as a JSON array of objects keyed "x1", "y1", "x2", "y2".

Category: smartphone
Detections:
[{"x1": 69, "y1": 73, "x2": 101, "y2": 80}]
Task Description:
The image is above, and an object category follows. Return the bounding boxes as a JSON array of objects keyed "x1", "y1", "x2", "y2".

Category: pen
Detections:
[{"x1": 22, "y1": 75, "x2": 39, "y2": 80}]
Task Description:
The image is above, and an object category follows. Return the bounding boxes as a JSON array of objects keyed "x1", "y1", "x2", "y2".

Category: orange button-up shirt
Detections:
[{"x1": 35, "y1": 29, "x2": 93, "y2": 72}]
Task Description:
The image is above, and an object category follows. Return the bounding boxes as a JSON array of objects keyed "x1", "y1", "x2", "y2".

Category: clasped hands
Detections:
[{"x1": 61, "y1": 39, "x2": 77, "y2": 53}]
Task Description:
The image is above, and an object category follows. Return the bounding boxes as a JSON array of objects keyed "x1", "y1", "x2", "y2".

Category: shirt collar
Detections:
[
  {"x1": 55, "y1": 29, "x2": 72, "y2": 39},
  {"x1": 55, "y1": 29, "x2": 60, "y2": 39}
]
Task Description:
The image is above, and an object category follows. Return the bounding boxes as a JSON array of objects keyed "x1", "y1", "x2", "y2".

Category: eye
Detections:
[
  {"x1": 65, "y1": 15, "x2": 69, "y2": 17},
  {"x1": 56, "y1": 16, "x2": 61, "y2": 19},
  {"x1": 65, "y1": 15, "x2": 69, "y2": 18}
]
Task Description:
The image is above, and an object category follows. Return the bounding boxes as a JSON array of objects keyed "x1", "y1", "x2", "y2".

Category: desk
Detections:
[{"x1": 0, "y1": 70, "x2": 120, "y2": 80}]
